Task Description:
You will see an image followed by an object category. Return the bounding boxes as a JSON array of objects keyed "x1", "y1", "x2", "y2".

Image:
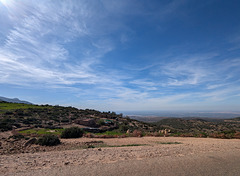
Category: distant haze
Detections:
[{"x1": 121, "y1": 111, "x2": 240, "y2": 119}]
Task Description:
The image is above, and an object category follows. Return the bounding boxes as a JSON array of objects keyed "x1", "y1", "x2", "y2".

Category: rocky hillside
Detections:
[
  {"x1": 1, "y1": 101, "x2": 239, "y2": 139},
  {"x1": 154, "y1": 117, "x2": 240, "y2": 137},
  {"x1": 0, "y1": 101, "x2": 154, "y2": 133}
]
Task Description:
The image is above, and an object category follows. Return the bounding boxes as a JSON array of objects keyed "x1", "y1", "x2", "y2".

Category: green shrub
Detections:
[
  {"x1": 97, "y1": 119, "x2": 105, "y2": 126},
  {"x1": 119, "y1": 124, "x2": 129, "y2": 133},
  {"x1": 61, "y1": 127, "x2": 83, "y2": 138},
  {"x1": 37, "y1": 134, "x2": 61, "y2": 146},
  {"x1": 0, "y1": 122, "x2": 13, "y2": 131},
  {"x1": 198, "y1": 132, "x2": 208, "y2": 138},
  {"x1": 9, "y1": 134, "x2": 25, "y2": 140}
]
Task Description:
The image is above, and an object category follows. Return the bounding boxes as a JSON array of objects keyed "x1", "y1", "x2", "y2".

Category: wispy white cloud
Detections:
[
  {"x1": 0, "y1": 0, "x2": 190, "y2": 91},
  {"x1": 198, "y1": 86, "x2": 240, "y2": 102},
  {"x1": 0, "y1": 0, "x2": 124, "y2": 89},
  {"x1": 150, "y1": 56, "x2": 212, "y2": 87},
  {"x1": 227, "y1": 31, "x2": 240, "y2": 51},
  {"x1": 206, "y1": 84, "x2": 227, "y2": 90},
  {"x1": 0, "y1": 0, "x2": 240, "y2": 111},
  {"x1": 130, "y1": 79, "x2": 158, "y2": 91}
]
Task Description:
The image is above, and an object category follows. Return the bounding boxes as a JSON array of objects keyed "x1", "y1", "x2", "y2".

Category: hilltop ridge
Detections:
[
  {"x1": 0, "y1": 101, "x2": 153, "y2": 133},
  {"x1": 0, "y1": 96, "x2": 32, "y2": 104}
]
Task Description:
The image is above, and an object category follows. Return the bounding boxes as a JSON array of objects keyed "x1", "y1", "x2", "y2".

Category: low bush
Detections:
[
  {"x1": 37, "y1": 134, "x2": 61, "y2": 146},
  {"x1": 198, "y1": 132, "x2": 208, "y2": 138},
  {"x1": 234, "y1": 132, "x2": 240, "y2": 139},
  {"x1": 97, "y1": 119, "x2": 105, "y2": 126},
  {"x1": 84, "y1": 133, "x2": 95, "y2": 138},
  {"x1": 152, "y1": 132, "x2": 164, "y2": 137},
  {"x1": 209, "y1": 132, "x2": 237, "y2": 139},
  {"x1": 9, "y1": 134, "x2": 25, "y2": 140},
  {"x1": 179, "y1": 133, "x2": 194, "y2": 137},
  {"x1": 84, "y1": 132, "x2": 127, "y2": 138},
  {"x1": 119, "y1": 124, "x2": 129, "y2": 133},
  {"x1": 61, "y1": 127, "x2": 83, "y2": 138},
  {"x1": 132, "y1": 130, "x2": 143, "y2": 137}
]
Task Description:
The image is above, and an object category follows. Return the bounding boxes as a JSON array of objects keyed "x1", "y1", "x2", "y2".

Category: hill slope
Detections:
[
  {"x1": 0, "y1": 96, "x2": 32, "y2": 104},
  {"x1": 0, "y1": 102, "x2": 153, "y2": 132},
  {"x1": 154, "y1": 117, "x2": 240, "y2": 136},
  {"x1": 0, "y1": 102, "x2": 239, "y2": 139}
]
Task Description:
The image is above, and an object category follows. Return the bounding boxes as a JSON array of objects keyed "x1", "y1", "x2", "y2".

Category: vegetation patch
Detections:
[
  {"x1": 19, "y1": 128, "x2": 64, "y2": 136},
  {"x1": 8, "y1": 134, "x2": 25, "y2": 140},
  {"x1": 61, "y1": 127, "x2": 83, "y2": 138},
  {"x1": 82, "y1": 143, "x2": 148, "y2": 149},
  {"x1": 108, "y1": 144, "x2": 147, "y2": 147},
  {"x1": 37, "y1": 134, "x2": 61, "y2": 146},
  {"x1": 94, "y1": 131, "x2": 125, "y2": 136},
  {"x1": 156, "y1": 142, "x2": 182, "y2": 144},
  {"x1": 0, "y1": 102, "x2": 45, "y2": 110}
]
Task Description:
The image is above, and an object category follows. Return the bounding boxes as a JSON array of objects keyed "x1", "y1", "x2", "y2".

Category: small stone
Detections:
[
  {"x1": 98, "y1": 148, "x2": 102, "y2": 151},
  {"x1": 64, "y1": 161, "x2": 70, "y2": 165}
]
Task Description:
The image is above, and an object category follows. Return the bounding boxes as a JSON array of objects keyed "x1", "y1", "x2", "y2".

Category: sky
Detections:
[{"x1": 0, "y1": 0, "x2": 240, "y2": 112}]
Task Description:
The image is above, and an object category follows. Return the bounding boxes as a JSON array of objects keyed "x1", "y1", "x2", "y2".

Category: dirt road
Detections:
[{"x1": 1, "y1": 137, "x2": 240, "y2": 176}]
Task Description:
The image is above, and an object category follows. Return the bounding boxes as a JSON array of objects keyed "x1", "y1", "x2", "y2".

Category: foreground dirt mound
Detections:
[
  {"x1": 0, "y1": 136, "x2": 104, "y2": 155},
  {"x1": 1, "y1": 137, "x2": 240, "y2": 176}
]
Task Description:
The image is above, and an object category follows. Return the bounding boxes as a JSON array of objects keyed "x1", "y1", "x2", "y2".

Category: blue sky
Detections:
[{"x1": 0, "y1": 0, "x2": 240, "y2": 111}]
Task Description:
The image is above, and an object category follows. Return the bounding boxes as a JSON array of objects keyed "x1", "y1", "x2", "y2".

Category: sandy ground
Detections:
[{"x1": 1, "y1": 137, "x2": 240, "y2": 176}]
